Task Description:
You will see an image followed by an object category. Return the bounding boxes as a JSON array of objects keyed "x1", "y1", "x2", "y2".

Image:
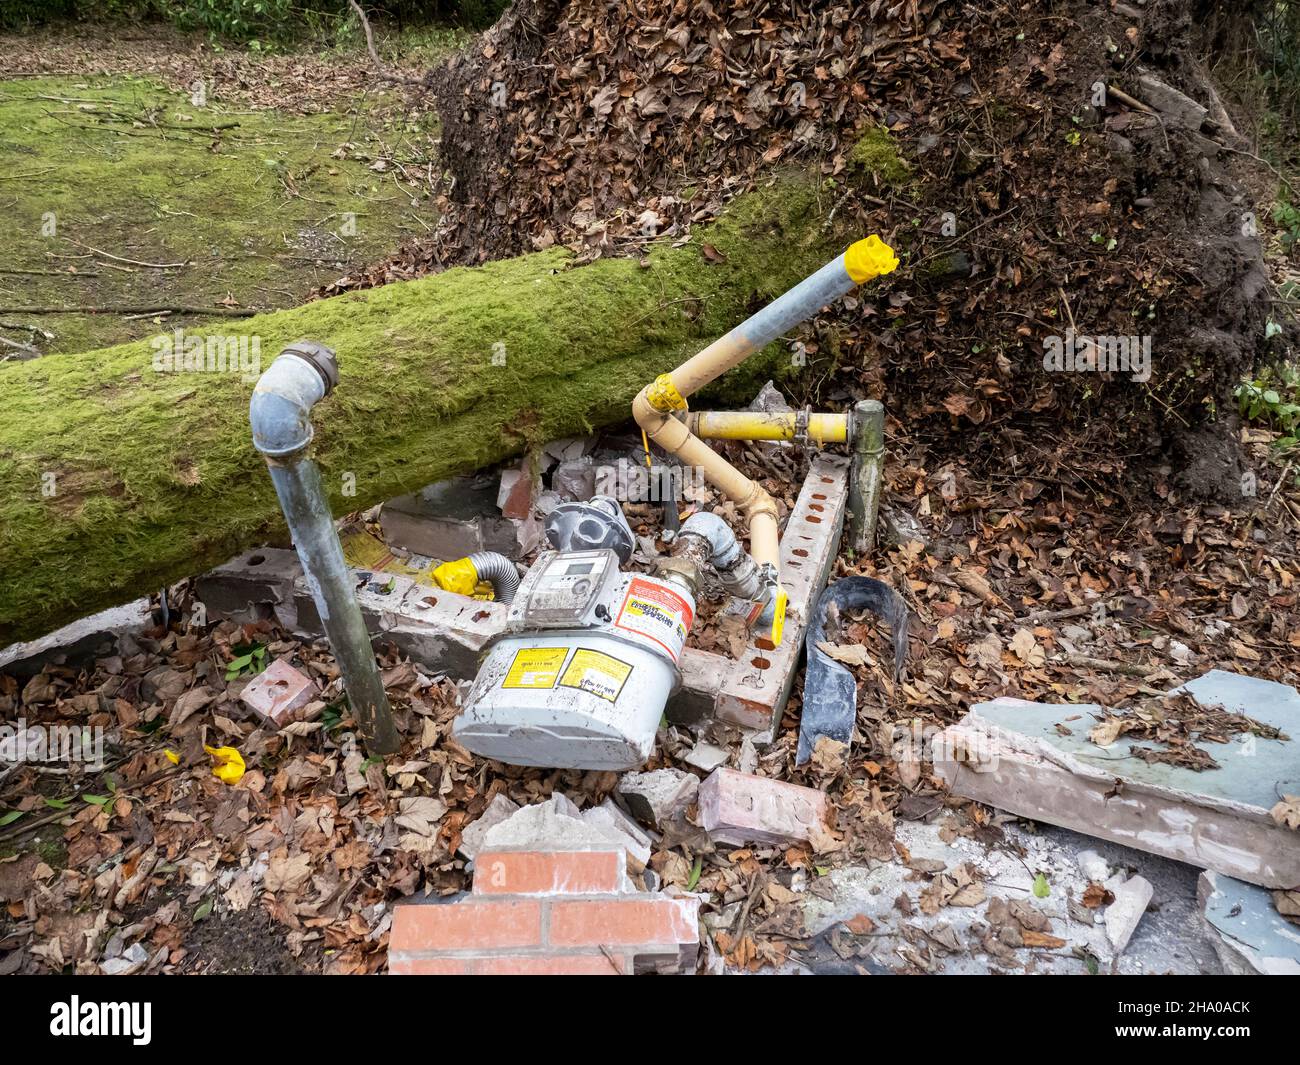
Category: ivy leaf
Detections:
[{"x1": 1033, "y1": 873, "x2": 1051, "y2": 898}]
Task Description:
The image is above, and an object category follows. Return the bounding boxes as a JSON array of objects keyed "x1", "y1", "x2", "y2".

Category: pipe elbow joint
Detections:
[{"x1": 250, "y1": 340, "x2": 340, "y2": 459}]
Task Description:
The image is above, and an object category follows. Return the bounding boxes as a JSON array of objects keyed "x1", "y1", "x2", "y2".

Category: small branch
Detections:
[
  {"x1": 65, "y1": 239, "x2": 189, "y2": 269},
  {"x1": 0, "y1": 267, "x2": 99, "y2": 277},
  {"x1": 0, "y1": 304, "x2": 258, "y2": 317}
]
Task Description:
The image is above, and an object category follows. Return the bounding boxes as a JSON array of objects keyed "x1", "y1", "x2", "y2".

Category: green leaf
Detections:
[
  {"x1": 42, "y1": 796, "x2": 70, "y2": 810},
  {"x1": 194, "y1": 897, "x2": 214, "y2": 922},
  {"x1": 81, "y1": 794, "x2": 111, "y2": 806},
  {"x1": 686, "y1": 855, "x2": 703, "y2": 892},
  {"x1": 1033, "y1": 873, "x2": 1050, "y2": 898},
  {"x1": 0, "y1": 810, "x2": 23, "y2": 827}
]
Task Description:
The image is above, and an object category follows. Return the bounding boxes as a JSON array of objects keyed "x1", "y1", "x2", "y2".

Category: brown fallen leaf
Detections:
[
  {"x1": 1270, "y1": 796, "x2": 1300, "y2": 831},
  {"x1": 1020, "y1": 929, "x2": 1067, "y2": 949},
  {"x1": 844, "y1": 913, "x2": 876, "y2": 935}
]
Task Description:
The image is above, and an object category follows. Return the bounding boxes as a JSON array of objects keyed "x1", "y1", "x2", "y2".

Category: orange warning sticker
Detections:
[{"x1": 614, "y1": 577, "x2": 693, "y2": 662}]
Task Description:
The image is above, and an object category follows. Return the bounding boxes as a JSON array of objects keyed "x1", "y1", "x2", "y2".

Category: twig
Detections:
[
  {"x1": 0, "y1": 335, "x2": 40, "y2": 356},
  {"x1": 0, "y1": 267, "x2": 99, "y2": 277},
  {"x1": 0, "y1": 304, "x2": 256, "y2": 317},
  {"x1": 1054, "y1": 652, "x2": 1164, "y2": 679},
  {"x1": 65, "y1": 239, "x2": 189, "y2": 269}
]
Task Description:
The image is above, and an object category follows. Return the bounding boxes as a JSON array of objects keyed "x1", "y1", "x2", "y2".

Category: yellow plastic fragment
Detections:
[
  {"x1": 844, "y1": 235, "x2": 899, "y2": 284},
  {"x1": 769, "y1": 587, "x2": 788, "y2": 647},
  {"x1": 204, "y1": 745, "x2": 246, "y2": 785},
  {"x1": 646, "y1": 373, "x2": 688, "y2": 412},
  {"x1": 431, "y1": 557, "x2": 480, "y2": 596}
]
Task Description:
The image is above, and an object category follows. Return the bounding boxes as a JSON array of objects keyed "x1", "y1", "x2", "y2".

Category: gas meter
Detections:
[{"x1": 452, "y1": 549, "x2": 697, "y2": 770}]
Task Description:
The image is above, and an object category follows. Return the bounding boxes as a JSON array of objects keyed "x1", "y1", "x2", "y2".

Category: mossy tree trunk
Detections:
[{"x1": 0, "y1": 175, "x2": 850, "y2": 646}]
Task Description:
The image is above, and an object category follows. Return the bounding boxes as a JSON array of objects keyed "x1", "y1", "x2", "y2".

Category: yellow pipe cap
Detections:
[{"x1": 844, "y1": 235, "x2": 899, "y2": 284}]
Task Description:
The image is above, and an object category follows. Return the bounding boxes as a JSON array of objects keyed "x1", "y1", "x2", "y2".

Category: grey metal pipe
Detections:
[
  {"x1": 250, "y1": 341, "x2": 399, "y2": 755},
  {"x1": 676, "y1": 511, "x2": 764, "y2": 601},
  {"x1": 467, "y1": 552, "x2": 520, "y2": 605}
]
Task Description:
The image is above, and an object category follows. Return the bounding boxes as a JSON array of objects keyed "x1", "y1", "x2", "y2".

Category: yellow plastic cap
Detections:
[
  {"x1": 432, "y1": 557, "x2": 480, "y2": 597},
  {"x1": 844, "y1": 235, "x2": 899, "y2": 284}
]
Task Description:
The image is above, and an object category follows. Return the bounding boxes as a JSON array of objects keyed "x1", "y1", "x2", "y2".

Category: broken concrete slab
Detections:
[
  {"x1": 617, "y1": 768, "x2": 699, "y2": 828},
  {"x1": 239, "y1": 658, "x2": 317, "y2": 726},
  {"x1": 1104, "y1": 875, "x2": 1153, "y2": 957},
  {"x1": 790, "y1": 819, "x2": 1211, "y2": 975},
  {"x1": 697, "y1": 768, "x2": 828, "y2": 846},
  {"x1": 458, "y1": 794, "x2": 521, "y2": 861},
  {"x1": 1198, "y1": 870, "x2": 1300, "y2": 975},
  {"x1": 0, "y1": 597, "x2": 152, "y2": 677},
  {"x1": 552, "y1": 458, "x2": 596, "y2": 501},
  {"x1": 580, "y1": 799, "x2": 655, "y2": 867},
  {"x1": 1076, "y1": 849, "x2": 1110, "y2": 883},
  {"x1": 934, "y1": 670, "x2": 1300, "y2": 888},
  {"x1": 684, "y1": 741, "x2": 730, "y2": 772}
]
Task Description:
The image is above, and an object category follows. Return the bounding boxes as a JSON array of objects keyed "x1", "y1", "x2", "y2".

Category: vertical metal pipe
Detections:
[
  {"x1": 250, "y1": 341, "x2": 399, "y2": 756},
  {"x1": 848, "y1": 399, "x2": 886, "y2": 555}
]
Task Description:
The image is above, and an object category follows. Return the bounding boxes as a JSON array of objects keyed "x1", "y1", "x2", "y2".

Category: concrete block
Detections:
[
  {"x1": 383, "y1": 474, "x2": 539, "y2": 561},
  {"x1": 715, "y1": 454, "x2": 850, "y2": 736},
  {"x1": 697, "y1": 767, "x2": 829, "y2": 846},
  {"x1": 1198, "y1": 871, "x2": 1300, "y2": 975},
  {"x1": 239, "y1": 658, "x2": 317, "y2": 726},
  {"x1": 195, "y1": 549, "x2": 301, "y2": 623},
  {"x1": 934, "y1": 670, "x2": 1300, "y2": 888},
  {"x1": 617, "y1": 768, "x2": 699, "y2": 828},
  {"x1": 457, "y1": 794, "x2": 521, "y2": 861},
  {"x1": 1104, "y1": 875, "x2": 1153, "y2": 956}
]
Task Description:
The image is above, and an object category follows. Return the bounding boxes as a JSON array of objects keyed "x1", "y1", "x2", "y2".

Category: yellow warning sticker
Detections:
[
  {"x1": 558, "y1": 649, "x2": 633, "y2": 703},
  {"x1": 502, "y1": 647, "x2": 569, "y2": 689}
]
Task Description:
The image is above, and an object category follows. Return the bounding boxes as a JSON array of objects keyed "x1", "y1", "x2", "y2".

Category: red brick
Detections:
[
  {"x1": 390, "y1": 952, "x2": 628, "y2": 975},
  {"x1": 472, "y1": 849, "x2": 626, "y2": 896},
  {"x1": 549, "y1": 896, "x2": 699, "y2": 948},
  {"x1": 388, "y1": 955, "x2": 475, "y2": 975},
  {"x1": 390, "y1": 899, "x2": 542, "y2": 953}
]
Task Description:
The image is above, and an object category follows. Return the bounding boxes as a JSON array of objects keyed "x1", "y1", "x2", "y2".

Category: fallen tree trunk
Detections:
[{"x1": 0, "y1": 174, "x2": 849, "y2": 646}]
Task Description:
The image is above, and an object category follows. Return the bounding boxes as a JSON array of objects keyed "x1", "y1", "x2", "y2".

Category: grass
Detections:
[{"x1": 0, "y1": 74, "x2": 440, "y2": 354}]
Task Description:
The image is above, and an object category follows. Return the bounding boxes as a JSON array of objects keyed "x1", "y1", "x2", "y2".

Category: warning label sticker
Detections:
[
  {"x1": 614, "y1": 577, "x2": 693, "y2": 662},
  {"x1": 559, "y1": 649, "x2": 633, "y2": 703},
  {"x1": 501, "y1": 646, "x2": 569, "y2": 689}
]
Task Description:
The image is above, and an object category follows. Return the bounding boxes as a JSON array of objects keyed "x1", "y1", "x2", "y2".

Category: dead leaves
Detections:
[
  {"x1": 919, "y1": 862, "x2": 986, "y2": 914},
  {"x1": 1271, "y1": 796, "x2": 1300, "y2": 831}
]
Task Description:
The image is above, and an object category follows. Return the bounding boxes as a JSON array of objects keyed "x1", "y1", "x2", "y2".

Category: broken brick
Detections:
[
  {"x1": 238, "y1": 658, "x2": 316, "y2": 726},
  {"x1": 697, "y1": 767, "x2": 829, "y2": 846}
]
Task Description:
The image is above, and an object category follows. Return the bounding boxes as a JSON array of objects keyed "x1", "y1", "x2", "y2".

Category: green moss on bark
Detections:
[{"x1": 0, "y1": 172, "x2": 850, "y2": 645}]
